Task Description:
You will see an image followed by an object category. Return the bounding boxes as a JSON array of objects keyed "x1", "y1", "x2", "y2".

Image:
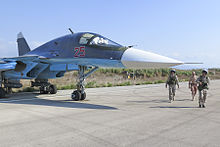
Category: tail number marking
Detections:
[{"x1": 74, "y1": 46, "x2": 85, "y2": 57}]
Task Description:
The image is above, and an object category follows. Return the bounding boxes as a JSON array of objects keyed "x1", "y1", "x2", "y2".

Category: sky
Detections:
[{"x1": 0, "y1": 0, "x2": 219, "y2": 68}]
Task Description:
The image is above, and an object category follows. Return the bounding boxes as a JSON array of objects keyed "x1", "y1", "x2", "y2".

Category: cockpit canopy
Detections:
[{"x1": 79, "y1": 33, "x2": 123, "y2": 49}]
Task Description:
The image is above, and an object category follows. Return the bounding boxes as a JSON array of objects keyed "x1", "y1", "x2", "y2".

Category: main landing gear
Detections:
[
  {"x1": 71, "y1": 66, "x2": 98, "y2": 101},
  {"x1": 31, "y1": 79, "x2": 57, "y2": 94}
]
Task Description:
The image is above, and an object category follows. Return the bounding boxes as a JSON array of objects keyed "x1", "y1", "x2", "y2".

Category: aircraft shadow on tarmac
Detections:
[{"x1": 0, "y1": 94, "x2": 117, "y2": 110}]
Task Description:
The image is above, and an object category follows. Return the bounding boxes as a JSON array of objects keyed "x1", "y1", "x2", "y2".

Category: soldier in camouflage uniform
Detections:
[
  {"x1": 196, "y1": 69, "x2": 210, "y2": 108},
  {"x1": 166, "y1": 69, "x2": 179, "y2": 103}
]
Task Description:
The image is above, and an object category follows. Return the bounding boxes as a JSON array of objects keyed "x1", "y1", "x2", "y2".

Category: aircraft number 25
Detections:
[{"x1": 74, "y1": 46, "x2": 85, "y2": 57}]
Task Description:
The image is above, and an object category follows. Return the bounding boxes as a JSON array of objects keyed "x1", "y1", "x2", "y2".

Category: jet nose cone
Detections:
[{"x1": 121, "y1": 48, "x2": 183, "y2": 69}]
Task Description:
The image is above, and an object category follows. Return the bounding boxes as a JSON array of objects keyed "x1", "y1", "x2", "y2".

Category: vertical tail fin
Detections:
[{"x1": 17, "y1": 32, "x2": 31, "y2": 56}]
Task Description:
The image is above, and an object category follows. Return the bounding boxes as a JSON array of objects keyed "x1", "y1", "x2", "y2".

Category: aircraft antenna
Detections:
[{"x1": 68, "y1": 28, "x2": 74, "y2": 34}]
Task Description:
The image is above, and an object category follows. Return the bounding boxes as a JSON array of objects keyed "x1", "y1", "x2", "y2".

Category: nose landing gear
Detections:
[{"x1": 71, "y1": 66, "x2": 98, "y2": 101}]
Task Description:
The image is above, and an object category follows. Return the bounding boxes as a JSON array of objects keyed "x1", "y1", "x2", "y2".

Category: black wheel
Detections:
[
  {"x1": 0, "y1": 87, "x2": 6, "y2": 98},
  {"x1": 40, "y1": 86, "x2": 49, "y2": 94},
  {"x1": 80, "y1": 92, "x2": 86, "y2": 100},
  {"x1": 71, "y1": 90, "x2": 81, "y2": 101},
  {"x1": 49, "y1": 85, "x2": 57, "y2": 94}
]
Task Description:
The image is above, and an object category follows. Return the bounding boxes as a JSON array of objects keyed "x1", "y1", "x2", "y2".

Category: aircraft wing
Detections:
[
  {"x1": 0, "y1": 61, "x2": 17, "y2": 71},
  {"x1": 0, "y1": 56, "x2": 40, "y2": 72},
  {"x1": 2, "y1": 55, "x2": 39, "y2": 62}
]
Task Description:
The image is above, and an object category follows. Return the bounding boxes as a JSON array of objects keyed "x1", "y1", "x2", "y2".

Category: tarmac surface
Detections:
[{"x1": 0, "y1": 80, "x2": 220, "y2": 147}]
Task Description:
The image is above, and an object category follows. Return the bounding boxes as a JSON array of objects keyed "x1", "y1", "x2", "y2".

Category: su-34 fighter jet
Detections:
[{"x1": 0, "y1": 30, "x2": 183, "y2": 100}]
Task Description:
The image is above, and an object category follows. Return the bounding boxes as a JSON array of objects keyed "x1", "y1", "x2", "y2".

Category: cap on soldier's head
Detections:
[
  {"x1": 170, "y1": 69, "x2": 176, "y2": 73},
  {"x1": 202, "y1": 69, "x2": 208, "y2": 74}
]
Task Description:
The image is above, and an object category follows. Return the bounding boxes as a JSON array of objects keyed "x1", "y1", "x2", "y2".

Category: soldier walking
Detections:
[
  {"x1": 196, "y1": 69, "x2": 210, "y2": 108},
  {"x1": 166, "y1": 69, "x2": 179, "y2": 103},
  {"x1": 189, "y1": 71, "x2": 197, "y2": 101}
]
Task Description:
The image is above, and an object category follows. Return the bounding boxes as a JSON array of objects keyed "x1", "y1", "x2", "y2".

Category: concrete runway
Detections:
[{"x1": 0, "y1": 80, "x2": 220, "y2": 147}]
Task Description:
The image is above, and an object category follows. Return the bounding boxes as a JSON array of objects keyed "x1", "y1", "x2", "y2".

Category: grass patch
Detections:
[
  {"x1": 85, "y1": 81, "x2": 96, "y2": 88},
  {"x1": 116, "y1": 81, "x2": 131, "y2": 86},
  {"x1": 22, "y1": 87, "x2": 36, "y2": 92},
  {"x1": 58, "y1": 84, "x2": 76, "y2": 90},
  {"x1": 142, "y1": 81, "x2": 153, "y2": 85},
  {"x1": 154, "y1": 80, "x2": 165, "y2": 84}
]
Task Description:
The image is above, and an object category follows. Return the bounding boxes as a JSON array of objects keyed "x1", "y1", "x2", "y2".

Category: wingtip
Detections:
[{"x1": 17, "y1": 32, "x2": 24, "y2": 39}]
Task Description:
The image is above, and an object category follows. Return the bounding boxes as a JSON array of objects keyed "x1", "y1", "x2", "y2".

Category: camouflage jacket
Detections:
[
  {"x1": 196, "y1": 75, "x2": 210, "y2": 90},
  {"x1": 166, "y1": 75, "x2": 179, "y2": 85}
]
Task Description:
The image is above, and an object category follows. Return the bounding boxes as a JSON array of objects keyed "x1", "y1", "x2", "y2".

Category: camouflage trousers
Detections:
[
  {"x1": 168, "y1": 84, "x2": 176, "y2": 101},
  {"x1": 199, "y1": 89, "x2": 207, "y2": 105}
]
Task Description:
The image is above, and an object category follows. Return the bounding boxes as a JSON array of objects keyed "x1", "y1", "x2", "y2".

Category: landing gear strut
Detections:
[
  {"x1": 31, "y1": 79, "x2": 57, "y2": 94},
  {"x1": 71, "y1": 66, "x2": 98, "y2": 101},
  {"x1": 0, "y1": 73, "x2": 5, "y2": 98}
]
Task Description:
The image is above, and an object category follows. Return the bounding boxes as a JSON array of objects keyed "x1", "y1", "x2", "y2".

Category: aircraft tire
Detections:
[
  {"x1": 40, "y1": 90, "x2": 49, "y2": 94},
  {"x1": 49, "y1": 85, "x2": 57, "y2": 94},
  {"x1": 80, "y1": 92, "x2": 86, "y2": 100},
  {"x1": 40, "y1": 86, "x2": 49, "y2": 94},
  {"x1": 71, "y1": 90, "x2": 81, "y2": 101},
  {"x1": 0, "y1": 87, "x2": 6, "y2": 98}
]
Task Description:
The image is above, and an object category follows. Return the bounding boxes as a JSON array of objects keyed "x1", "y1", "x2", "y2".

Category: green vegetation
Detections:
[
  {"x1": 97, "y1": 68, "x2": 206, "y2": 77},
  {"x1": 19, "y1": 68, "x2": 220, "y2": 91},
  {"x1": 18, "y1": 87, "x2": 37, "y2": 92},
  {"x1": 54, "y1": 68, "x2": 220, "y2": 90},
  {"x1": 116, "y1": 81, "x2": 131, "y2": 86},
  {"x1": 85, "y1": 81, "x2": 96, "y2": 88},
  {"x1": 58, "y1": 84, "x2": 76, "y2": 90}
]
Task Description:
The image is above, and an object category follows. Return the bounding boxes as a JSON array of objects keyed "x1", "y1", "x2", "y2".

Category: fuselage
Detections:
[
  {"x1": 26, "y1": 32, "x2": 127, "y2": 67},
  {"x1": 3, "y1": 32, "x2": 183, "y2": 80}
]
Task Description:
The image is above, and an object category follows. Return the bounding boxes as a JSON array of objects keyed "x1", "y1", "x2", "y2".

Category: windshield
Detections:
[
  {"x1": 79, "y1": 33, "x2": 123, "y2": 49},
  {"x1": 79, "y1": 33, "x2": 95, "y2": 45}
]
